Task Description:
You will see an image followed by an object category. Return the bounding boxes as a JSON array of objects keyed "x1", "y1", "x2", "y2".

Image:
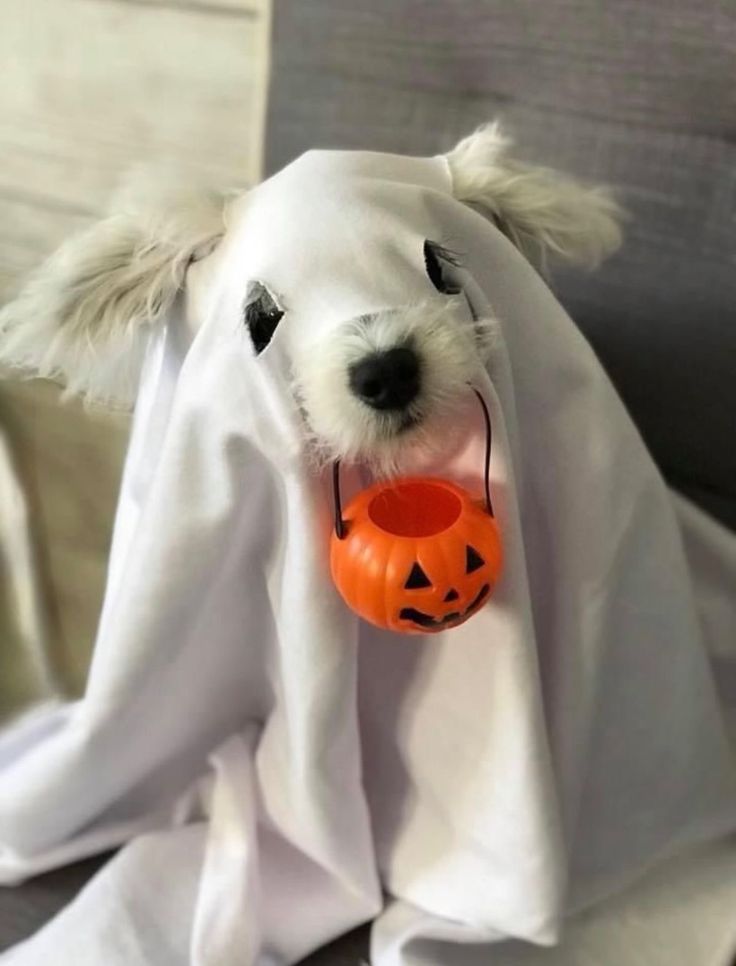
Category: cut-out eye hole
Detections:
[
  {"x1": 243, "y1": 281, "x2": 284, "y2": 355},
  {"x1": 423, "y1": 240, "x2": 462, "y2": 295},
  {"x1": 405, "y1": 562, "x2": 432, "y2": 589},
  {"x1": 465, "y1": 546, "x2": 485, "y2": 574}
]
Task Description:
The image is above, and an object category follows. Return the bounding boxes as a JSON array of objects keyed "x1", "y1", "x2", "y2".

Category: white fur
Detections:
[
  {"x1": 294, "y1": 299, "x2": 496, "y2": 474},
  {"x1": 446, "y1": 122, "x2": 623, "y2": 268},
  {"x1": 0, "y1": 170, "x2": 229, "y2": 407}
]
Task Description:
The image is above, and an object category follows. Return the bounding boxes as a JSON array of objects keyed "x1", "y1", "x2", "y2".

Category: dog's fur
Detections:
[
  {"x1": 447, "y1": 123, "x2": 621, "y2": 269},
  {"x1": 293, "y1": 298, "x2": 499, "y2": 472},
  {"x1": 0, "y1": 173, "x2": 229, "y2": 406},
  {"x1": 0, "y1": 124, "x2": 622, "y2": 464}
]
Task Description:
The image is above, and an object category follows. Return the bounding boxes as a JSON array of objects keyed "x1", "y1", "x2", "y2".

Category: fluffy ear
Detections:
[
  {"x1": 0, "y1": 171, "x2": 230, "y2": 407},
  {"x1": 445, "y1": 122, "x2": 623, "y2": 269}
]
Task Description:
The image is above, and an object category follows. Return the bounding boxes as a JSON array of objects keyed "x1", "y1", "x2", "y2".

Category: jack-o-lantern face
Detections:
[
  {"x1": 398, "y1": 544, "x2": 492, "y2": 630},
  {"x1": 330, "y1": 478, "x2": 502, "y2": 634}
]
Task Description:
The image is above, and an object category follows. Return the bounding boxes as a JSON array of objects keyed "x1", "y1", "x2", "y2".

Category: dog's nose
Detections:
[{"x1": 349, "y1": 347, "x2": 421, "y2": 410}]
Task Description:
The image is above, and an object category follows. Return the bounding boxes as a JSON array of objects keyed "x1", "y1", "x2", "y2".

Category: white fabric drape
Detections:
[{"x1": 1, "y1": 148, "x2": 735, "y2": 965}]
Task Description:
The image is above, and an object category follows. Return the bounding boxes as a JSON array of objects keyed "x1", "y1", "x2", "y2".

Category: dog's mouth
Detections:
[
  {"x1": 399, "y1": 583, "x2": 490, "y2": 629},
  {"x1": 396, "y1": 412, "x2": 422, "y2": 434},
  {"x1": 373, "y1": 409, "x2": 423, "y2": 441}
]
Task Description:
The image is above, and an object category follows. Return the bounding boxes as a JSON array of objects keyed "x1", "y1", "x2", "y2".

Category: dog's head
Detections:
[{"x1": 0, "y1": 124, "x2": 622, "y2": 469}]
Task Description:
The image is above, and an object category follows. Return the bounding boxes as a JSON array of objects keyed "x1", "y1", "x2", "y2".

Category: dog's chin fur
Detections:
[{"x1": 293, "y1": 299, "x2": 497, "y2": 475}]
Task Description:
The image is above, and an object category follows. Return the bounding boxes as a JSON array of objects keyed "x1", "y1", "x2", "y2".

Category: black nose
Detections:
[{"x1": 349, "y1": 347, "x2": 421, "y2": 410}]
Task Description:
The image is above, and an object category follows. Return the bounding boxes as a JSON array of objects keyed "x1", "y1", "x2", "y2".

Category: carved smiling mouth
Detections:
[{"x1": 399, "y1": 583, "x2": 491, "y2": 629}]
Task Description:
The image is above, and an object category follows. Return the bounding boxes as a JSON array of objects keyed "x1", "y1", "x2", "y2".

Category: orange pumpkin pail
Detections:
[{"x1": 330, "y1": 390, "x2": 503, "y2": 634}]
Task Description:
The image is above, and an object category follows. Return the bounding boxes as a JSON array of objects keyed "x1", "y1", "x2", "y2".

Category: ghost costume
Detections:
[{"x1": 1, "y1": 149, "x2": 736, "y2": 966}]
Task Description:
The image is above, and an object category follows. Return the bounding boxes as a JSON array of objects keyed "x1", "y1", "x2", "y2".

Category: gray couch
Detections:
[{"x1": 2, "y1": 1, "x2": 733, "y2": 959}]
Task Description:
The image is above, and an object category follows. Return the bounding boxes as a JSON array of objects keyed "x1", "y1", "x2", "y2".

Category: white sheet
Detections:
[{"x1": 1, "y1": 148, "x2": 735, "y2": 965}]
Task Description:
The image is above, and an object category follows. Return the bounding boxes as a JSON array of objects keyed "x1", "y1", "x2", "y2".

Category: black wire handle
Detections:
[
  {"x1": 333, "y1": 460, "x2": 346, "y2": 540},
  {"x1": 333, "y1": 388, "x2": 494, "y2": 539},
  {"x1": 473, "y1": 388, "x2": 495, "y2": 519}
]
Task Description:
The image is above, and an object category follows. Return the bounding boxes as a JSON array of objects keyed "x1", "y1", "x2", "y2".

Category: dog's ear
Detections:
[
  {"x1": 0, "y1": 170, "x2": 230, "y2": 407},
  {"x1": 445, "y1": 122, "x2": 623, "y2": 269}
]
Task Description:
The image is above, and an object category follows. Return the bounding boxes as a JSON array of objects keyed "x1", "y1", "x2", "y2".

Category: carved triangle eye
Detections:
[
  {"x1": 405, "y1": 562, "x2": 432, "y2": 589},
  {"x1": 465, "y1": 546, "x2": 485, "y2": 574}
]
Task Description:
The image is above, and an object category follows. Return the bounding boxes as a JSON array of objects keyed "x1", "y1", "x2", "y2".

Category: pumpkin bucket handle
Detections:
[{"x1": 332, "y1": 388, "x2": 494, "y2": 540}]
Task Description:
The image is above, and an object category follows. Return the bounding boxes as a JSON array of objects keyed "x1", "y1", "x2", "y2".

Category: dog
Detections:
[
  {"x1": 5, "y1": 127, "x2": 736, "y2": 966},
  {"x1": 0, "y1": 123, "x2": 621, "y2": 472}
]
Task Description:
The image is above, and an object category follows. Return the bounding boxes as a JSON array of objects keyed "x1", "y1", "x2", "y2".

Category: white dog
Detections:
[
  {"x1": 0, "y1": 123, "x2": 621, "y2": 471},
  {"x1": 4, "y1": 125, "x2": 736, "y2": 966}
]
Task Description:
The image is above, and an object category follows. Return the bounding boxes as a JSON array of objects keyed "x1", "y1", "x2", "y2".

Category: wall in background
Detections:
[{"x1": 1, "y1": 0, "x2": 268, "y2": 300}]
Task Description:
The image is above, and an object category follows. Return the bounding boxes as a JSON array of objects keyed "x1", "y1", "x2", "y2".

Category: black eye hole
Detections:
[
  {"x1": 243, "y1": 281, "x2": 285, "y2": 355},
  {"x1": 465, "y1": 545, "x2": 485, "y2": 574},
  {"x1": 423, "y1": 240, "x2": 462, "y2": 295},
  {"x1": 405, "y1": 562, "x2": 432, "y2": 589}
]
